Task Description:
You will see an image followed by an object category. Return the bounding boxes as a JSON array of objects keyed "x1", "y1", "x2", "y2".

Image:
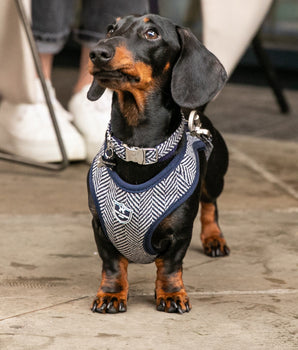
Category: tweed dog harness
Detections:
[{"x1": 89, "y1": 117, "x2": 210, "y2": 264}]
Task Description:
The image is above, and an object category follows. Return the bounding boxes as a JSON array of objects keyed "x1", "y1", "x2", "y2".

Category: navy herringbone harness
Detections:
[{"x1": 89, "y1": 129, "x2": 207, "y2": 264}]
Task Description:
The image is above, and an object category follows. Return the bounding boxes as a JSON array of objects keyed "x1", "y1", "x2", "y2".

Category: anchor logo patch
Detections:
[{"x1": 113, "y1": 201, "x2": 133, "y2": 224}]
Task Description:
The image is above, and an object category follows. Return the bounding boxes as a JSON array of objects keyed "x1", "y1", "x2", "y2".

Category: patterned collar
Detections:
[{"x1": 105, "y1": 116, "x2": 186, "y2": 165}]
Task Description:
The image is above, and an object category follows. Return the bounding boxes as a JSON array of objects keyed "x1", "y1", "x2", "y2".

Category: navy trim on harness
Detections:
[
  {"x1": 144, "y1": 138, "x2": 205, "y2": 255},
  {"x1": 89, "y1": 132, "x2": 207, "y2": 263},
  {"x1": 107, "y1": 134, "x2": 187, "y2": 193}
]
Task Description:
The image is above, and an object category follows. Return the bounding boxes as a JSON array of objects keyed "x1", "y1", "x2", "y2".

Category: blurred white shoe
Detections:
[
  {"x1": 69, "y1": 85, "x2": 112, "y2": 163},
  {"x1": 0, "y1": 79, "x2": 86, "y2": 162}
]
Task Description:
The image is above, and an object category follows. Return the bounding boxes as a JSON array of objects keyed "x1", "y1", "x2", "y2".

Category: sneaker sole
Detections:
[{"x1": 0, "y1": 127, "x2": 86, "y2": 163}]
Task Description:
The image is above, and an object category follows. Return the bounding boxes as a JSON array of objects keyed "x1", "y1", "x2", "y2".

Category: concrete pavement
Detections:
[{"x1": 0, "y1": 83, "x2": 298, "y2": 349}]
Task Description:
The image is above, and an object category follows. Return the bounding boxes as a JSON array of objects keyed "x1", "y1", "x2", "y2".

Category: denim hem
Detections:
[
  {"x1": 72, "y1": 29, "x2": 105, "y2": 48},
  {"x1": 33, "y1": 29, "x2": 71, "y2": 54},
  {"x1": 35, "y1": 40, "x2": 65, "y2": 54},
  {"x1": 33, "y1": 28, "x2": 71, "y2": 42}
]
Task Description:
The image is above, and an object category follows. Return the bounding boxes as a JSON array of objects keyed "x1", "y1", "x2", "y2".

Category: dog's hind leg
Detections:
[
  {"x1": 200, "y1": 124, "x2": 230, "y2": 257},
  {"x1": 200, "y1": 200, "x2": 230, "y2": 257}
]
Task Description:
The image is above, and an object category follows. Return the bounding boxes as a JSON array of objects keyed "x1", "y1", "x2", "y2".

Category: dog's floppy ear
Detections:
[
  {"x1": 87, "y1": 78, "x2": 106, "y2": 101},
  {"x1": 171, "y1": 27, "x2": 227, "y2": 109}
]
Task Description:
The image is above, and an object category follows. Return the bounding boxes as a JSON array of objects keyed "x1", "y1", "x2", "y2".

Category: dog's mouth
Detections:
[
  {"x1": 89, "y1": 60, "x2": 154, "y2": 104},
  {"x1": 93, "y1": 68, "x2": 141, "y2": 85}
]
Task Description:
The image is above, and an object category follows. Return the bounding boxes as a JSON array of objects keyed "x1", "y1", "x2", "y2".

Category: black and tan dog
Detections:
[{"x1": 87, "y1": 14, "x2": 230, "y2": 314}]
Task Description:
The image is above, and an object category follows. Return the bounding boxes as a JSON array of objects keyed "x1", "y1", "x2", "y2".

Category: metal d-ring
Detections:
[{"x1": 188, "y1": 110, "x2": 211, "y2": 138}]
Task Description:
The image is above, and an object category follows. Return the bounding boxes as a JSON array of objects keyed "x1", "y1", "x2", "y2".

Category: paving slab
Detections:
[
  {"x1": 1, "y1": 89, "x2": 298, "y2": 349},
  {"x1": 0, "y1": 207, "x2": 297, "y2": 349}
]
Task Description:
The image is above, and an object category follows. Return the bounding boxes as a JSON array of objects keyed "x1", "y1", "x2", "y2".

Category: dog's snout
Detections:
[{"x1": 89, "y1": 46, "x2": 114, "y2": 65}]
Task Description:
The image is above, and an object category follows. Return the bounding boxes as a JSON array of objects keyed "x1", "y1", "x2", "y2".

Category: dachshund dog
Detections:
[{"x1": 87, "y1": 14, "x2": 230, "y2": 314}]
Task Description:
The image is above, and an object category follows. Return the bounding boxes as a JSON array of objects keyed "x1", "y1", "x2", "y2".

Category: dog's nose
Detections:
[{"x1": 89, "y1": 46, "x2": 114, "y2": 65}]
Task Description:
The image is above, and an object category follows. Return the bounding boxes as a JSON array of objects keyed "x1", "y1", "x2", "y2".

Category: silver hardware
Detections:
[
  {"x1": 97, "y1": 157, "x2": 104, "y2": 168},
  {"x1": 105, "y1": 132, "x2": 114, "y2": 159},
  {"x1": 188, "y1": 110, "x2": 211, "y2": 138},
  {"x1": 124, "y1": 145, "x2": 158, "y2": 165}
]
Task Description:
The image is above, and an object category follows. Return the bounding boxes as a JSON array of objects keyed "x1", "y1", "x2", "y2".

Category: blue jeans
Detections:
[{"x1": 32, "y1": 0, "x2": 149, "y2": 54}]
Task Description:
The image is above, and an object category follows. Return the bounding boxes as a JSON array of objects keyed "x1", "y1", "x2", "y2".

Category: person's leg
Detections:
[
  {"x1": 201, "y1": 0, "x2": 273, "y2": 77},
  {"x1": 32, "y1": 0, "x2": 77, "y2": 78},
  {"x1": 39, "y1": 53, "x2": 54, "y2": 81},
  {"x1": 69, "y1": 0, "x2": 149, "y2": 162},
  {"x1": 0, "y1": 0, "x2": 86, "y2": 162},
  {"x1": 73, "y1": 0, "x2": 149, "y2": 93},
  {"x1": 77, "y1": 0, "x2": 149, "y2": 43},
  {"x1": 73, "y1": 46, "x2": 92, "y2": 94},
  {"x1": 32, "y1": 0, "x2": 76, "y2": 55}
]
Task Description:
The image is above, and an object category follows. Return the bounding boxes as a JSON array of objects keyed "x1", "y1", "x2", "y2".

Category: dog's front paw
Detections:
[
  {"x1": 91, "y1": 292, "x2": 127, "y2": 314},
  {"x1": 155, "y1": 259, "x2": 190, "y2": 314},
  {"x1": 155, "y1": 291, "x2": 191, "y2": 314},
  {"x1": 202, "y1": 235, "x2": 230, "y2": 257}
]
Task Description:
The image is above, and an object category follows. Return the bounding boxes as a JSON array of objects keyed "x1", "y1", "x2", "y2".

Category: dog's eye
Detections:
[
  {"x1": 107, "y1": 25, "x2": 115, "y2": 37},
  {"x1": 144, "y1": 29, "x2": 159, "y2": 40}
]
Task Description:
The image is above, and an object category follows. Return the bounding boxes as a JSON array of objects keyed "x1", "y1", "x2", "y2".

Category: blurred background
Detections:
[
  {"x1": 54, "y1": 0, "x2": 298, "y2": 90},
  {"x1": 50, "y1": 0, "x2": 298, "y2": 142},
  {"x1": 158, "y1": 0, "x2": 298, "y2": 90}
]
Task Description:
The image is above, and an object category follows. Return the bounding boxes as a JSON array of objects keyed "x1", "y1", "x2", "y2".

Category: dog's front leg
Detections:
[
  {"x1": 155, "y1": 258, "x2": 190, "y2": 314},
  {"x1": 155, "y1": 253, "x2": 191, "y2": 314},
  {"x1": 92, "y1": 256, "x2": 129, "y2": 314},
  {"x1": 91, "y1": 218, "x2": 129, "y2": 314}
]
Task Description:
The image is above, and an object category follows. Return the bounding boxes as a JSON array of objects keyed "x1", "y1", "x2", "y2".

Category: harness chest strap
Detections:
[{"x1": 90, "y1": 133, "x2": 207, "y2": 264}]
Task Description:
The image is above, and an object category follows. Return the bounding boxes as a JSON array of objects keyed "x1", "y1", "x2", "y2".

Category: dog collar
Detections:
[{"x1": 105, "y1": 117, "x2": 186, "y2": 165}]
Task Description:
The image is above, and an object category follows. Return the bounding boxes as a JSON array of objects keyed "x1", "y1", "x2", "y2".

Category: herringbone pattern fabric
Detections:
[{"x1": 90, "y1": 133, "x2": 206, "y2": 263}]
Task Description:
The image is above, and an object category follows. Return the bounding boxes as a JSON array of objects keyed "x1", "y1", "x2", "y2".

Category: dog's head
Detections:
[{"x1": 88, "y1": 14, "x2": 227, "y2": 110}]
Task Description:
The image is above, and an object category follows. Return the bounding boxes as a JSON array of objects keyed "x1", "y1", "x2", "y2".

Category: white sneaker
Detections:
[
  {"x1": 69, "y1": 85, "x2": 112, "y2": 163},
  {"x1": 0, "y1": 79, "x2": 86, "y2": 163}
]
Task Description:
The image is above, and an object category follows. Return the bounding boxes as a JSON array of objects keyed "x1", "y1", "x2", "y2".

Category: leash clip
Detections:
[
  {"x1": 188, "y1": 110, "x2": 213, "y2": 160},
  {"x1": 104, "y1": 132, "x2": 114, "y2": 159},
  {"x1": 188, "y1": 110, "x2": 211, "y2": 138},
  {"x1": 97, "y1": 130, "x2": 116, "y2": 169}
]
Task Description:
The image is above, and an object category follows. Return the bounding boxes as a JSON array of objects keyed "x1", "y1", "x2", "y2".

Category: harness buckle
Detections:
[{"x1": 124, "y1": 145, "x2": 158, "y2": 165}]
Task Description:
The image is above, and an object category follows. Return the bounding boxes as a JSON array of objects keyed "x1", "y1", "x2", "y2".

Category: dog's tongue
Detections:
[{"x1": 87, "y1": 78, "x2": 106, "y2": 101}]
